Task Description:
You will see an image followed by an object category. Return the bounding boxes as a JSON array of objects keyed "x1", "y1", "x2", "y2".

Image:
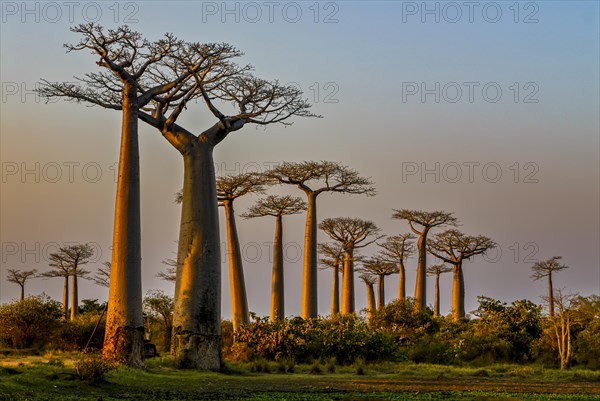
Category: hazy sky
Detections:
[{"x1": 1, "y1": 1, "x2": 599, "y2": 319}]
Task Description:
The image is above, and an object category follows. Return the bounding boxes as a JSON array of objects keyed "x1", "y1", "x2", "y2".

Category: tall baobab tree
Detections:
[
  {"x1": 39, "y1": 24, "x2": 217, "y2": 367},
  {"x1": 318, "y1": 242, "x2": 344, "y2": 316},
  {"x1": 377, "y1": 233, "x2": 416, "y2": 300},
  {"x1": 427, "y1": 229, "x2": 495, "y2": 321},
  {"x1": 41, "y1": 259, "x2": 71, "y2": 320},
  {"x1": 531, "y1": 256, "x2": 569, "y2": 319},
  {"x1": 48, "y1": 244, "x2": 94, "y2": 320},
  {"x1": 214, "y1": 173, "x2": 266, "y2": 331},
  {"x1": 265, "y1": 162, "x2": 376, "y2": 318},
  {"x1": 392, "y1": 210, "x2": 458, "y2": 310},
  {"x1": 138, "y1": 73, "x2": 316, "y2": 370},
  {"x1": 319, "y1": 217, "x2": 383, "y2": 315},
  {"x1": 6, "y1": 269, "x2": 37, "y2": 302},
  {"x1": 242, "y1": 195, "x2": 307, "y2": 322},
  {"x1": 360, "y1": 258, "x2": 398, "y2": 310},
  {"x1": 359, "y1": 273, "x2": 377, "y2": 321},
  {"x1": 426, "y1": 264, "x2": 453, "y2": 317}
]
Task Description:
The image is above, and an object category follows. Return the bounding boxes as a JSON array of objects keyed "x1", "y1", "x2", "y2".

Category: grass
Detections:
[{"x1": 0, "y1": 354, "x2": 598, "y2": 400}]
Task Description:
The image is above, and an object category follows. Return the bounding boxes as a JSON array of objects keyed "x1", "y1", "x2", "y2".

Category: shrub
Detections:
[
  {"x1": 50, "y1": 312, "x2": 106, "y2": 351},
  {"x1": 74, "y1": 353, "x2": 116, "y2": 383},
  {"x1": 0, "y1": 295, "x2": 62, "y2": 349}
]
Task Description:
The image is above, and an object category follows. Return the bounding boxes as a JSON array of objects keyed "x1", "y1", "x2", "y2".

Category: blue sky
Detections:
[{"x1": 1, "y1": 1, "x2": 598, "y2": 317}]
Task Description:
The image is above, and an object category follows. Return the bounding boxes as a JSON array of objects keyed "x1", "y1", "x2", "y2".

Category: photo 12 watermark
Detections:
[
  {"x1": 401, "y1": 82, "x2": 540, "y2": 104},
  {"x1": 400, "y1": 1, "x2": 539, "y2": 24},
  {"x1": 200, "y1": 1, "x2": 340, "y2": 24},
  {"x1": 1, "y1": 1, "x2": 140, "y2": 24},
  {"x1": 1, "y1": 242, "x2": 104, "y2": 264},
  {"x1": 401, "y1": 161, "x2": 540, "y2": 184}
]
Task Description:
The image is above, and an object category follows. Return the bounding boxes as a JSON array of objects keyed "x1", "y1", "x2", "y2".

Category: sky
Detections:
[{"x1": 1, "y1": 1, "x2": 599, "y2": 319}]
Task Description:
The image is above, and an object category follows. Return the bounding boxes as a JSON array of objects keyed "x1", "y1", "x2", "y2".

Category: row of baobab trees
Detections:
[{"x1": 31, "y1": 23, "x2": 567, "y2": 371}]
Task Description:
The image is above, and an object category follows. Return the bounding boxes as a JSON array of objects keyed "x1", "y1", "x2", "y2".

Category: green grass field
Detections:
[{"x1": 1, "y1": 353, "x2": 599, "y2": 400}]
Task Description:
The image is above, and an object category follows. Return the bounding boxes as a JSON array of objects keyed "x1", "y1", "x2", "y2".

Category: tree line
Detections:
[{"x1": 1, "y1": 23, "x2": 584, "y2": 372}]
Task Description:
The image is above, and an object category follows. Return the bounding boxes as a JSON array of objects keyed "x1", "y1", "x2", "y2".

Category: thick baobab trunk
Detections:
[
  {"x1": 397, "y1": 262, "x2": 405, "y2": 300},
  {"x1": 451, "y1": 262, "x2": 465, "y2": 321},
  {"x1": 103, "y1": 93, "x2": 144, "y2": 368},
  {"x1": 414, "y1": 229, "x2": 429, "y2": 310},
  {"x1": 331, "y1": 261, "x2": 340, "y2": 316},
  {"x1": 548, "y1": 273, "x2": 555, "y2": 319},
  {"x1": 270, "y1": 215, "x2": 284, "y2": 322},
  {"x1": 433, "y1": 274, "x2": 440, "y2": 317},
  {"x1": 341, "y1": 250, "x2": 355, "y2": 315},
  {"x1": 223, "y1": 200, "x2": 249, "y2": 331},
  {"x1": 19, "y1": 285, "x2": 24, "y2": 302},
  {"x1": 62, "y1": 276, "x2": 69, "y2": 320},
  {"x1": 171, "y1": 140, "x2": 221, "y2": 370},
  {"x1": 365, "y1": 282, "x2": 376, "y2": 321},
  {"x1": 71, "y1": 275, "x2": 78, "y2": 320},
  {"x1": 302, "y1": 192, "x2": 318, "y2": 318},
  {"x1": 377, "y1": 275, "x2": 385, "y2": 310}
]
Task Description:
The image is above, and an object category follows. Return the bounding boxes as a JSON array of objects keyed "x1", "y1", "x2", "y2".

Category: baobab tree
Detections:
[
  {"x1": 265, "y1": 162, "x2": 376, "y2": 318},
  {"x1": 39, "y1": 24, "x2": 218, "y2": 367},
  {"x1": 360, "y1": 258, "x2": 398, "y2": 310},
  {"x1": 214, "y1": 173, "x2": 266, "y2": 331},
  {"x1": 426, "y1": 264, "x2": 453, "y2": 317},
  {"x1": 359, "y1": 273, "x2": 377, "y2": 321},
  {"x1": 377, "y1": 233, "x2": 416, "y2": 300},
  {"x1": 242, "y1": 195, "x2": 307, "y2": 322},
  {"x1": 531, "y1": 256, "x2": 569, "y2": 318},
  {"x1": 6, "y1": 269, "x2": 37, "y2": 302},
  {"x1": 138, "y1": 71, "x2": 315, "y2": 369},
  {"x1": 392, "y1": 210, "x2": 458, "y2": 310},
  {"x1": 427, "y1": 229, "x2": 495, "y2": 321},
  {"x1": 41, "y1": 259, "x2": 71, "y2": 320},
  {"x1": 318, "y1": 242, "x2": 344, "y2": 316},
  {"x1": 319, "y1": 217, "x2": 383, "y2": 315},
  {"x1": 48, "y1": 244, "x2": 94, "y2": 320}
]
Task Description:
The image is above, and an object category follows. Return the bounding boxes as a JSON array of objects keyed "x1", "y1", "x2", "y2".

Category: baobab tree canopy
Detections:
[
  {"x1": 427, "y1": 229, "x2": 495, "y2": 264},
  {"x1": 242, "y1": 195, "x2": 307, "y2": 218},
  {"x1": 392, "y1": 209, "x2": 458, "y2": 310}
]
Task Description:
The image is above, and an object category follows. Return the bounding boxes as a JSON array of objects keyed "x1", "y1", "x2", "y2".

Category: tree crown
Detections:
[{"x1": 242, "y1": 195, "x2": 306, "y2": 218}]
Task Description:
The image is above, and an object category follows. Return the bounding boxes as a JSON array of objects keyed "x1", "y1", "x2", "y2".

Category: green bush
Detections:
[
  {"x1": 74, "y1": 352, "x2": 116, "y2": 383},
  {"x1": 232, "y1": 315, "x2": 398, "y2": 364},
  {"x1": 0, "y1": 296, "x2": 62, "y2": 349},
  {"x1": 50, "y1": 312, "x2": 106, "y2": 351}
]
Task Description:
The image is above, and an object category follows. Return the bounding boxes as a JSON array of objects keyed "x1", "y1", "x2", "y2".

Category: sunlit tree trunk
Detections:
[
  {"x1": 62, "y1": 276, "x2": 69, "y2": 320},
  {"x1": 548, "y1": 274, "x2": 555, "y2": 319},
  {"x1": 433, "y1": 274, "x2": 441, "y2": 317},
  {"x1": 451, "y1": 262, "x2": 465, "y2": 321},
  {"x1": 397, "y1": 262, "x2": 405, "y2": 300},
  {"x1": 171, "y1": 138, "x2": 221, "y2": 370},
  {"x1": 365, "y1": 282, "x2": 376, "y2": 321},
  {"x1": 377, "y1": 275, "x2": 385, "y2": 310},
  {"x1": 270, "y1": 215, "x2": 284, "y2": 322},
  {"x1": 414, "y1": 228, "x2": 429, "y2": 311},
  {"x1": 302, "y1": 192, "x2": 318, "y2": 318},
  {"x1": 331, "y1": 261, "x2": 340, "y2": 316},
  {"x1": 341, "y1": 250, "x2": 355, "y2": 315},
  {"x1": 223, "y1": 200, "x2": 249, "y2": 331},
  {"x1": 103, "y1": 91, "x2": 144, "y2": 368},
  {"x1": 71, "y1": 275, "x2": 78, "y2": 320}
]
